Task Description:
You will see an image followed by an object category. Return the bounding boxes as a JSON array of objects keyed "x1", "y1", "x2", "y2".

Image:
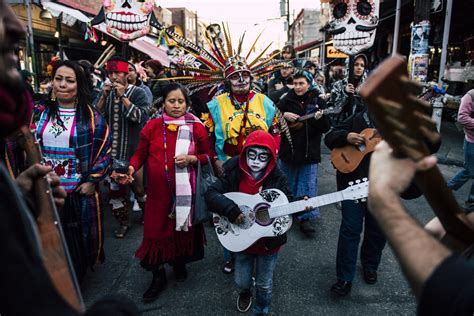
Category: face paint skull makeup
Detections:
[
  {"x1": 229, "y1": 71, "x2": 251, "y2": 95},
  {"x1": 328, "y1": 0, "x2": 380, "y2": 55},
  {"x1": 104, "y1": 0, "x2": 155, "y2": 41},
  {"x1": 246, "y1": 147, "x2": 271, "y2": 177}
]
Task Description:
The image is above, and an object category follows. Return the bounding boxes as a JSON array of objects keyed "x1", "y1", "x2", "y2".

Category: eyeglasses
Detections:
[{"x1": 247, "y1": 149, "x2": 271, "y2": 162}]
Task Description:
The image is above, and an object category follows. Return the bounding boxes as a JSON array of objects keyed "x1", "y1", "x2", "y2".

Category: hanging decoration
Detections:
[
  {"x1": 84, "y1": 22, "x2": 98, "y2": 43},
  {"x1": 327, "y1": 0, "x2": 380, "y2": 55},
  {"x1": 90, "y1": 0, "x2": 161, "y2": 42},
  {"x1": 160, "y1": 22, "x2": 286, "y2": 96}
]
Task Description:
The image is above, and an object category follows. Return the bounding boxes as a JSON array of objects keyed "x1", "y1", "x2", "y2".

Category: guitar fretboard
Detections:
[{"x1": 269, "y1": 191, "x2": 344, "y2": 218}]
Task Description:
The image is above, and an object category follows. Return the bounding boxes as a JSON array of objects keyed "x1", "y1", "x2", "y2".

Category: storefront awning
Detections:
[
  {"x1": 41, "y1": 1, "x2": 91, "y2": 26},
  {"x1": 94, "y1": 24, "x2": 170, "y2": 66},
  {"x1": 129, "y1": 37, "x2": 170, "y2": 67}
]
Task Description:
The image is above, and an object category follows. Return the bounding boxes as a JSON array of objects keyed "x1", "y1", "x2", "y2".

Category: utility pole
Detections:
[
  {"x1": 286, "y1": 0, "x2": 290, "y2": 44},
  {"x1": 24, "y1": 0, "x2": 38, "y2": 89},
  {"x1": 438, "y1": 0, "x2": 453, "y2": 88},
  {"x1": 392, "y1": 0, "x2": 401, "y2": 55}
]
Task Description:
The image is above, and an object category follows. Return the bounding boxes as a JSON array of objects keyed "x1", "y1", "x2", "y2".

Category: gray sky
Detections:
[{"x1": 157, "y1": 0, "x2": 320, "y2": 53}]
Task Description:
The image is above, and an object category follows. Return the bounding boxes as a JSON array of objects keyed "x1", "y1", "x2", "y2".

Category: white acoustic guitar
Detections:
[{"x1": 212, "y1": 179, "x2": 369, "y2": 252}]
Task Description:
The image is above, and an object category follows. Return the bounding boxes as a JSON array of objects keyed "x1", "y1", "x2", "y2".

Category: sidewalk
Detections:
[{"x1": 437, "y1": 120, "x2": 464, "y2": 167}]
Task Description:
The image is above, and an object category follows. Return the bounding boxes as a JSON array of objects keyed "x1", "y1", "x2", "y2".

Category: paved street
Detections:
[{"x1": 82, "y1": 121, "x2": 467, "y2": 315}]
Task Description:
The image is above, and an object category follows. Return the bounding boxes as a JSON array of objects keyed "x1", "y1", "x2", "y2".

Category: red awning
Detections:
[
  {"x1": 129, "y1": 37, "x2": 170, "y2": 67},
  {"x1": 94, "y1": 24, "x2": 170, "y2": 66},
  {"x1": 295, "y1": 39, "x2": 324, "y2": 52}
]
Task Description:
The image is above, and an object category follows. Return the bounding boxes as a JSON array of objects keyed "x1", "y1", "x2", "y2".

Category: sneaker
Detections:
[
  {"x1": 114, "y1": 225, "x2": 129, "y2": 239},
  {"x1": 236, "y1": 290, "x2": 252, "y2": 313},
  {"x1": 363, "y1": 269, "x2": 377, "y2": 285},
  {"x1": 222, "y1": 261, "x2": 234, "y2": 274},
  {"x1": 330, "y1": 279, "x2": 352, "y2": 296},
  {"x1": 299, "y1": 220, "x2": 316, "y2": 234}
]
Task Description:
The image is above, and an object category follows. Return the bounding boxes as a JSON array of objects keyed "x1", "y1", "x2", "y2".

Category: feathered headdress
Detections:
[{"x1": 158, "y1": 23, "x2": 287, "y2": 95}]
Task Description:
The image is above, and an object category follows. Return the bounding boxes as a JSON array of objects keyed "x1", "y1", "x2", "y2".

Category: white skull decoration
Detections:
[
  {"x1": 103, "y1": 0, "x2": 155, "y2": 41},
  {"x1": 328, "y1": 0, "x2": 380, "y2": 55}
]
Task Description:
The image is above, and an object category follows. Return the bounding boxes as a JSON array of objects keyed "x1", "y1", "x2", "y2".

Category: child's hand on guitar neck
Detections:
[{"x1": 347, "y1": 132, "x2": 365, "y2": 146}]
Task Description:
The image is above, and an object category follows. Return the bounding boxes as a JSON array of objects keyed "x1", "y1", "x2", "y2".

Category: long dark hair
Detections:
[{"x1": 47, "y1": 60, "x2": 92, "y2": 121}]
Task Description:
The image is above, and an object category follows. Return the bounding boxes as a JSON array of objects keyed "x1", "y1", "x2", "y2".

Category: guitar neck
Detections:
[
  {"x1": 269, "y1": 191, "x2": 344, "y2": 218},
  {"x1": 297, "y1": 108, "x2": 334, "y2": 122}
]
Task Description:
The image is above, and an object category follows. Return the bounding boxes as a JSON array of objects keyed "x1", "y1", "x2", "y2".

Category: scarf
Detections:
[{"x1": 163, "y1": 112, "x2": 200, "y2": 231}]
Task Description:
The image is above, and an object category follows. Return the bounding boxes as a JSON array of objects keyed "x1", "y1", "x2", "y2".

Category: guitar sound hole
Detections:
[{"x1": 254, "y1": 203, "x2": 272, "y2": 226}]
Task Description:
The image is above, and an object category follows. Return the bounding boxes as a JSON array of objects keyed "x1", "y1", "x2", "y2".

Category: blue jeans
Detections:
[
  {"x1": 447, "y1": 139, "x2": 474, "y2": 202},
  {"x1": 336, "y1": 200, "x2": 386, "y2": 282},
  {"x1": 234, "y1": 252, "x2": 279, "y2": 314},
  {"x1": 278, "y1": 160, "x2": 320, "y2": 221}
]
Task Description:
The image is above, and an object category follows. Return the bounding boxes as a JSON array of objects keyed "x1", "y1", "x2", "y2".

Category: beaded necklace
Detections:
[{"x1": 163, "y1": 120, "x2": 176, "y2": 219}]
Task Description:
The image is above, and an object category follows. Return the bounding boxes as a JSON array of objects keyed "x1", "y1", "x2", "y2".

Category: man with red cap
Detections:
[{"x1": 96, "y1": 55, "x2": 150, "y2": 238}]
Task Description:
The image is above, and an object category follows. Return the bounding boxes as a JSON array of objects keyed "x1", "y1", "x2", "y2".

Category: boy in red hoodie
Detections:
[{"x1": 205, "y1": 130, "x2": 294, "y2": 315}]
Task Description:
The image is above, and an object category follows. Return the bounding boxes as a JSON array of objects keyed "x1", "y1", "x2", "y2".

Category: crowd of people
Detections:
[{"x1": 1, "y1": 2, "x2": 474, "y2": 314}]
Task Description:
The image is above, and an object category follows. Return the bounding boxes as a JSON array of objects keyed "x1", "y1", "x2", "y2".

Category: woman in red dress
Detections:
[{"x1": 128, "y1": 83, "x2": 214, "y2": 302}]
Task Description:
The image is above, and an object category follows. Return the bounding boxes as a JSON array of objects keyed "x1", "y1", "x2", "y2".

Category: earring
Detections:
[{"x1": 50, "y1": 90, "x2": 56, "y2": 102}]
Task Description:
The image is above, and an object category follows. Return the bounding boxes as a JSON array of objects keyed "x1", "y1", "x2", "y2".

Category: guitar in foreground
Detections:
[
  {"x1": 330, "y1": 128, "x2": 381, "y2": 173},
  {"x1": 18, "y1": 126, "x2": 84, "y2": 311},
  {"x1": 212, "y1": 180, "x2": 368, "y2": 252},
  {"x1": 359, "y1": 55, "x2": 474, "y2": 251}
]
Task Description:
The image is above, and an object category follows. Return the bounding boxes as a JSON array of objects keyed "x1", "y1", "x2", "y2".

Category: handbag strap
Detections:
[{"x1": 198, "y1": 154, "x2": 216, "y2": 177}]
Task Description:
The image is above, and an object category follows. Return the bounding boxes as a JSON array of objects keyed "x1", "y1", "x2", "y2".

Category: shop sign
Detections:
[{"x1": 326, "y1": 46, "x2": 348, "y2": 58}]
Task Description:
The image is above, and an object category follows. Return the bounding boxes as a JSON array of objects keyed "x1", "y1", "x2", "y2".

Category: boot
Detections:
[
  {"x1": 143, "y1": 268, "x2": 167, "y2": 303},
  {"x1": 173, "y1": 263, "x2": 187, "y2": 282}
]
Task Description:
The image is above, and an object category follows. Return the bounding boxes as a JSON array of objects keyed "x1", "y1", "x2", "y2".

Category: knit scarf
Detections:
[{"x1": 163, "y1": 112, "x2": 200, "y2": 231}]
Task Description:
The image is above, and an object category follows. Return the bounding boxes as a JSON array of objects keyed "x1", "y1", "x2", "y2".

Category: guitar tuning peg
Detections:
[
  {"x1": 361, "y1": 198, "x2": 367, "y2": 202},
  {"x1": 355, "y1": 179, "x2": 361, "y2": 184},
  {"x1": 348, "y1": 181, "x2": 354, "y2": 186},
  {"x1": 354, "y1": 200, "x2": 359, "y2": 204},
  {"x1": 362, "y1": 177, "x2": 368, "y2": 182}
]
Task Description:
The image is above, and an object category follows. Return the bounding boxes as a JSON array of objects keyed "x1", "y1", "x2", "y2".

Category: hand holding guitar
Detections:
[
  {"x1": 347, "y1": 132, "x2": 365, "y2": 146},
  {"x1": 345, "y1": 83, "x2": 355, "y2": 94},
  {"x1": 234, "y1": 213, "x2": 245, "y2": 225},
  {"x1": 313, "y1": 110, "x2": 323, "y2": 120},
  {"x1": 16, "y1": 163, "x2": 67, "y2": 209},
  {"x1": 284, "y1": 112, "x2": 300, "y2": 122}
]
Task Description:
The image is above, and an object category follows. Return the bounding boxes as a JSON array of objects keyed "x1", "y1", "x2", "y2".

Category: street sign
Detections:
[
  {"x1": 431, "y1": 0, "x2": 443, "y2": 13},
  {"x1": 326, "y1": 46, "x2": 348, "y2": 58}
]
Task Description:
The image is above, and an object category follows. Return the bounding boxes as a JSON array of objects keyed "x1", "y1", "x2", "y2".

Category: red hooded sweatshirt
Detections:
[{"x1": 238, "y1": 130, "x2": 281, "y2": 255}]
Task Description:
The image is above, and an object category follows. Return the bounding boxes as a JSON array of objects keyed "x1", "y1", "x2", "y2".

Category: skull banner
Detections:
[
  {"x1": 328, "y1": 0, "x2": 380, "y2": 55},
  {"x1": 103, "y1": 0, "x2": 155, "y2": 41}
]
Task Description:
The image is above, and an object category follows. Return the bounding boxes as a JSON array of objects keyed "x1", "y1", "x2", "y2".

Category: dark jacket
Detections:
[
  {"x1": 205, "y1": 131, "x2": 294, "y2": 252},
  {"x1": 278, "y1": 89, "x2": 331, "y2": 164},
  {"x1": 324, "y1": 110, "x2": 374, "y2": 190},
  {"x1": 148, "y1": 75, "x2": 169, "y2": 103},
  {"x1": 267, "y1": 75, "x2": 292, "y2": 103},
  {"x1": 329, "y1": 77, "x2": 367, "y2": 124}
]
